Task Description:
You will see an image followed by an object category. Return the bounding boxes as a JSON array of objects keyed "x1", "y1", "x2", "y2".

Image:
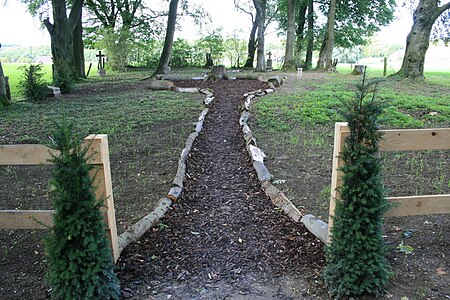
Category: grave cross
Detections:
[
  {"x1": 267, "y1": 51, "x2": 272, "y2": 60},
  {"x1": 96, "y1": 51, "x2": 106, "y2": 69}
]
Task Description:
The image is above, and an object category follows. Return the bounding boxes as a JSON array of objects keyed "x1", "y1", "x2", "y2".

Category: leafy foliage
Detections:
[
  {"x1": 172, "y1": 38, "x2": 196, "y2": 68},
  {"x1": 324, "y1": 72, "x2": 392, "y2": 298},
  {"x1": 19, "y1": 64, "x2": 48, "y2": 102},
  {"x1": 196, "y1": 29, "x2": 226, "y2": 64},
  {"x1": 97, "y1": 28, "x2": 134, "y2": 72},
  {"x1": 316, "y1": 0, "x2": 396, "y2": 48},
  {"x1": 431, "y1": 9, "x2": 450, "y2": 45},
  {"x1": 45, "y1": 119, "x2": 120, "y2": 299},
  {"x1": 0, "y1": 62, "x2": 12, "y2": 110},
  {"x1": 53, "y1": 60, "x2": 75, "y2": 94}
]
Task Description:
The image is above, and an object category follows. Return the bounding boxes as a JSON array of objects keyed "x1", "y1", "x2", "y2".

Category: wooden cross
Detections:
[
  {"x1": 267, "y1": 51, "x2": 272, "y2": 60},
  {"x1": 96, "y1": 51, "x2": 106, "y2": 69}
]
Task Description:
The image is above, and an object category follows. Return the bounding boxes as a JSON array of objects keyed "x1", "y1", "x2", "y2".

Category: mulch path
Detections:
[{"x1": 117, "y1": 79, "x2": 325, "y2": 299}]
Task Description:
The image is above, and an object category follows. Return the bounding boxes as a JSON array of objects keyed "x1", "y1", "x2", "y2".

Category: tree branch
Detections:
[
  {"x1": 43, "y1": 17, "x2": 54, "y2": 35},
  {"x1": 85, "y1": 0, "x2": 110, "y2": 27},
  {"x1": 435, "y1": 1, "x2": 450, "y2": 19},
  {"x1": 68, "y1": 0, "x2": 84, "y2": 31},
  {"x1": 234, "y1": 0, "x2": 255, "y2": 22}
]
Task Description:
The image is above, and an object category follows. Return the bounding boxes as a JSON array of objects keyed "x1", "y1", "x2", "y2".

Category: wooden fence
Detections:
[
  {"x1": 328, "y1": 122, "x2": 450, "y2": 242},
  {"x1": 0, "y1": 134, "x2": 119, "y2": 262}
]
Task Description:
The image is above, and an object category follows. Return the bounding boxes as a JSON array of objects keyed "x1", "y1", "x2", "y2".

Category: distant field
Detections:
[
  {"x1": 2, "y1": 63, "x2": 98, "y2": 99},
  {"x1": 2, "y1": 63, "x2": 53, "y2": 99},
  {"x1": 336, "y1": 62, "x2": 450, "y2": 84}
]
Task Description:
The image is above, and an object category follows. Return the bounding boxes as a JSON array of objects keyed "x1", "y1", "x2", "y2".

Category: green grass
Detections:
[
  {"x1": 2, "y1": 63, "x2": 53, "y2": 99},
  {"x1": 0, "y1": 69, "x2": 204, "y2": 144},
  {"x1": 1, "y1": 63, "x2": 120, "y2": 100},
  {"x1": 253, "y1": 70, "x2": 450, "y2": 131}
]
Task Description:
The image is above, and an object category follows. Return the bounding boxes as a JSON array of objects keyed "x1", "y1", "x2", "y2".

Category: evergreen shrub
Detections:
[
  {"x1": 324, "y1": 72, "x2": 392, "y2": 298},
  {"x1": 46, "y1": 119, "x2": 120, "y2": 299},
  {"x1": 53, "y1": 61, "x2": 75, "y2": 94},
  {"x1": 19, "y1": 64, "x2": 47, "y2": 102}
]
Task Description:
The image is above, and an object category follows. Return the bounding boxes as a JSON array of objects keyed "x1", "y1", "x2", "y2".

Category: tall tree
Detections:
[
  {"x1": 316, "y1": 0, "x2": 395, "y2": 70},
  {"x1": 316, "y1": 0, "x2": 336, "y2": 70},
  {"x1": 276, "y1": 0, "x2": 309, "y2": 67},
  {"x1": 0, "y1": 60, "x2": 12, "y2": 109},
  {"x1": 236, "y1": 0, "x2": 278, "y2": 69},
  {"x1": 304, "y1": 0, "x2": 314, "y2": 70},
  {"x1": 395, "y1": 0, "x2": 450, "y2": 78},
  {"x1": 234, "y1": 0, "x2": 259, "y2": 68},
  {"x1": 151, "y1": 0, "x2": 179, "y2": 77},
  {"x1": 43, "y1": 0, "x2": 84, "y2": 90},
  {"x1": 84, "y1": 0, "x2": 150, "y2": 71},
  {"x1": 253, "y1": 0, "x2": 267, "y2": 72},
  {"x1": 294, "y1": 0, "x2": 308, "y2": 65},
  {"x1": 73, "y1": 11, "x2": 85, "y2": 78},
  {"x1": 282, "y1": 0, "x2": 296, "y2": 69}
]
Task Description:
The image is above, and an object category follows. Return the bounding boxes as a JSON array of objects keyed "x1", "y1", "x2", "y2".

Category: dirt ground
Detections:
[
  {"x1": 0, "y1": 78, "x2": 203, "y2": 299},
  {"x1": 116, "y1": 79, "x2": 325, "y2": 299},
  {"x1": 250, "y1": 73, "x2": 450, "y2": 299},
  {"x1": 0, "y1": 72, "x2": 448, "y2": 299}
]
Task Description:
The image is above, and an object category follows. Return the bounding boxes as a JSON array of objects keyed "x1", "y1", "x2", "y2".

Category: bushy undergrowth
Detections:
[
  {"x1": 324, "y1": 74, "x2": 392, "y2": 298},
  {"x1": 19, "y1": 64, "x2": 47, "y2": 102},
  {"x1": 53, "y1": 61, "x2": 75, "y2": 94},
  {"x1": 46, "y1": 119, "x2": 120, "y2": 299}
]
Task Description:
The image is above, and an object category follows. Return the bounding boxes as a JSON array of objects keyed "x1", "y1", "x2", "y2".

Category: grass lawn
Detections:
[
  {"x1": 0, "y1": 68, "x2": 205, "y2": 227},
  {"x1": 1, "y1": 66, "x2": 449, "y2": 299},
  {"x1": 248, "y1": 69, "x2": 450, "y2": 298}
]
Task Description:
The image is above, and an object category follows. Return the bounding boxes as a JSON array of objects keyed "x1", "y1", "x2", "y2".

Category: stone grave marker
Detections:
[
  {"x1": 266, "y1": 51, "x2": 273, "y2": 71},
  {"x1": 96, "y1": 51, "x2": 106, "y2": 77}
]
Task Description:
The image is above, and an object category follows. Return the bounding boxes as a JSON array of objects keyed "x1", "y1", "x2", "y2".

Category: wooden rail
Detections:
[
  {"x1": 0, "y1": 135, "x2": 119, "y2": 262},
  {"x1": 328, "y1": 122, "x2": 450, "y2": 242}
]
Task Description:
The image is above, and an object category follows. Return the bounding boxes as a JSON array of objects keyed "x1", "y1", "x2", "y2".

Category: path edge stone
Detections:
[
  {"x1": 239, "y1": 87, "x2": 303, "y2": 223},
  {"x1": 117, "y1": 88, "x2": 215, "y2": 255},
  {"x1": 240, "y1": 86, "x2": 329, "y2": 243}
]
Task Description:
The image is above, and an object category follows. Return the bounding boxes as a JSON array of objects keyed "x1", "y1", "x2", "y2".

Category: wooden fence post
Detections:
[
  {"x1": 84, "y1": 134, "x2": 120, "y2": 263},
  {"x1": 327, "y1": 124, "x2": 450, "y2": 244},
  {"x1": 327, "y1": 122, "x2": 348, "y2": 243}
]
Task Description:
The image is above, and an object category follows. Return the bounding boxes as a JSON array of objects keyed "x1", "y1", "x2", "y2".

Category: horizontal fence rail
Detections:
[
  {"x1": 328, "y1": 122, "x2": 450, "y2": 242},
  {"x1": 0, "y1": 134, "x2": 119, "y2": 262}
]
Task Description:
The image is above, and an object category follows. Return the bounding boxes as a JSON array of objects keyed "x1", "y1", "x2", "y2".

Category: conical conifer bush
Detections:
[
  {"x1": 46, "y1": 119, "x2": 120, "y2": 299},
  {"x1": 325, "y1": 72, "x2": 392, "y2": 298}
]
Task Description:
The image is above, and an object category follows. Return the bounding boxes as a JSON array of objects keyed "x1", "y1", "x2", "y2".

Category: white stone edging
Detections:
[{"x1": 117, "y1": 87, "x2": 215, "y2": 254}]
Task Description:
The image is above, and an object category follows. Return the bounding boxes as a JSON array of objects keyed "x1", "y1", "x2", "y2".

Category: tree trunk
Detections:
[
  {"x1": 315, "y1": 32, "x2": 328, "y2": 69},
  {"x1": 282, "y1": 0, "x2": 296, "y2": 70},
  {"x1": 151, "y1": 0, "x2": 179, "y2": 78},
  {"x1": 316, "y1": 0, "x2": 336, "y2": 70},
  {"x1": 44, "y1": 0, "x2": 83, "y2": 91},
  {"x1": 205, "y1": 53, "x2": 214, "y2": 67},
  {"x1": 244, "y1": 19, "x2": 258, "y2": 68},
  {"x1": 72, "y1": 12, "x2": 85, "y2": 78},
  {"x1": 304, "y1": 0, "x2": 314, "y2": 70},
  {"x1": 294, "y1": 1, "x2": 307, "y2": 65},
  {"x1": 253, "y1": 0, "x2": 266, "y2": 72},
  {"x1": 395, "y1": 0, "x2": 450, "y2": 79},
  {"x1": 44, "y1": 0, "x2": 76, "y2": 90},
  {"x1": 0, "y1": 62, "x2": 12, "y2": 108}
]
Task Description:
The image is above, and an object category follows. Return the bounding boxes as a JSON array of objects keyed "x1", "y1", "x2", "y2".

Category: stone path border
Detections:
[
  {"x1": 239, "y1": 86, "x2": 328, "y2": 243},
  {"x1": 117, "y1": 88, "x2": 214, "y2": 254},
  {"x1": 238, "y1": 87, "x2": 303, "y2": 222},
  {"x1": 118, "y1": 78, "x2": 327, "y2": 255}
]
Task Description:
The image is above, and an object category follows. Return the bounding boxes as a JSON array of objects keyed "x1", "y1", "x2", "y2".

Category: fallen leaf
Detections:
[
  {"x1": 436, "y1": 267, "x2": 447, "y2": 276},
  {"x1": 393, "y1": 226, "x2": 402, "y2": 232}
]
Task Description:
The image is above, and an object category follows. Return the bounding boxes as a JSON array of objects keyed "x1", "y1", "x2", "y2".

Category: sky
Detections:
[{"x1": 0, "y1": 0, "x2": 414, "y2": 47}]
